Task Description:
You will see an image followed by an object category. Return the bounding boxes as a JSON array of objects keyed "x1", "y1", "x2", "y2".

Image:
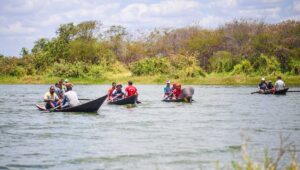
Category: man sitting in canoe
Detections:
[
  {"x1": 275, "y1": 76, "x2": 286, "y2": 91},
  {"x1": 125, "y1": 80, "x2": 138, "y2": 97},
  {"x1": 55, "y1": 80, "x2": 65, "y2": 99},
  {"x1": 62, "y1": 83, "x2": 80, "y2": 108},
  {"x1": 44, "y1": 85, "x2": 62, "y2": 109},
  {"x1": 258, "y1": 77, "x2": 268, "y2": 92},
  {"x1": 107, "y1": 82, "x2": 116, "y2": 101},
  {"x1": 172, "y1": 83, "x2": 182, "y2": 99},
  {"x1": 163, "y1": 80, "x2": 172, "y2": 99},
  {"x1": 112, "y1": 84, "x2": 125, "y2": 101},
  {"x1": 266, "y1": 80, "x2": 275, "y2": 93}
]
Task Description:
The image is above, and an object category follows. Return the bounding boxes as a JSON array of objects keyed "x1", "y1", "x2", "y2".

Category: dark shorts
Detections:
[{"x1": 45, "y1": 101, "x2": 58, "y2": 109}]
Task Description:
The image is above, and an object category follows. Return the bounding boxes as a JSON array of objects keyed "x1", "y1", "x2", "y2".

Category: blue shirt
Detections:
[
  {"x1": 112, "y1": 89, "x2": 125, "y2": 100},
  {"x1": 164, "y1": 86, "x2": 172, "y2": 95}
]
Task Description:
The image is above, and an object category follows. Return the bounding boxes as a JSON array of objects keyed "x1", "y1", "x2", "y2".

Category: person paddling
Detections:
[
  {"x1": 173, "y1": 83, "x2": 182, "y2": 99},
  {"x1": 125, "y1": 80, "x2": 141, "y2": 103},
  {"x1": 258, "y1": 77, "x2": 268, "y2": 93},
  {"x1": 62, "y1": 83, "x2": 80, "y2": 108},
  {"x1": 44, "y1": 85, "x2": 62, "y2": 110},
  {"x1": 107, "y1": 82, "x2": 116, "y2": 101},
  {"x1": 163, "y1": 80, "x2": 172, "y2": 99},
  {"x1": 275, "y1": 76, "x2": 286, "y2": 91},
  {"x1": 112, "y1": 84, "x2": 125, "y2": 101},
  {"x1": 125, "y1": 80, "x2": 138, "y2": 97}
]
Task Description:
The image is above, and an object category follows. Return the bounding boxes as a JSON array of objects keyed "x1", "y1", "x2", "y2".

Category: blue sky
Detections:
[{"x1": 0, "y1": 0, "x2": 299, "y2": 57}]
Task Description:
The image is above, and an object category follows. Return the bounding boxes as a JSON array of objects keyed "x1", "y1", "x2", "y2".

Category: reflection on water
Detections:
[{"x1": 0, "y1": 85, "x2": 299, "y2": 169}]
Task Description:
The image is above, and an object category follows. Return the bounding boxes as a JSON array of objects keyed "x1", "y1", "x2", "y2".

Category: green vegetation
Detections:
[
  {"x1": 227, "y1": 135, "x2": 300, "y2": 170},
  {"x1": 1, "y1": 19, "x2": 300, "y2": 84}
]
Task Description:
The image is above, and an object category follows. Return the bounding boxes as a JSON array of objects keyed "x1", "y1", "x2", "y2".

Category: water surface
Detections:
[{"x1": 0, "y1": 85, "x2": 299, "y2": 169}]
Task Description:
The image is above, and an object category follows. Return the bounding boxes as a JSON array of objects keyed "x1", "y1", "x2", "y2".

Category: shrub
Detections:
[
  {"x1": 130, "y1": 57, "x2": 172, "y2": 76},
  {"x1": 231, "y1": 60, "x2": 253, "y2": 75},
  {"x1": 209, "y1": 51, "x2": 240, "y2": 73},
  {"x1": 253, "y1": 54, "x2": 280, "y2": 75},
  {"x1": 49, "y1": 61, "x2": 88, "y2": 78}
]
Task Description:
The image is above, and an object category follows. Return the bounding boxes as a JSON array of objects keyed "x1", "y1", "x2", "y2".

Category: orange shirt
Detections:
[
  {"x1": 125, "y1": 85, "x2": 137, "y2": 97},
  {"x1": 108, "y1": 87, "x2": 115, "y2": 97}
]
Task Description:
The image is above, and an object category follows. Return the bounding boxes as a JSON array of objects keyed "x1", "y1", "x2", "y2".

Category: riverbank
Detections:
[{"x1": 1, "y1": 74, "x2": 300, "y2": 85}]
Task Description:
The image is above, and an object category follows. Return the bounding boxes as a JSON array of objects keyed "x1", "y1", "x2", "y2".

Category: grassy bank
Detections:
[{"x1": 1, "y1": 74, "x2": 300, "y2": 86}]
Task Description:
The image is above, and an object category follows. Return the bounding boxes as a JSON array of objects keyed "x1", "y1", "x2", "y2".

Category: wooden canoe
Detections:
[
  {"x1": 108, "y1": 95, "x2": 137, "y2": 105},
  {"x1": 259, "y1": 88, "x2": 289, "y2": 95},
  {"x1": 162, "y1": 96, "x2": 193, "y2": 103},
  {"x1": 36, "y1": 95, "x2": 107, "y2": 112}
]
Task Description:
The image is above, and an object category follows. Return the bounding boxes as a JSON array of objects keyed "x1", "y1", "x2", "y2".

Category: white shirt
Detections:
[
  {"x1": 275, "y1": 79, "x2": 285, "y2": 90},
  {"x1": 64, "y1": 91, "x2": 80, "y2": 107}
]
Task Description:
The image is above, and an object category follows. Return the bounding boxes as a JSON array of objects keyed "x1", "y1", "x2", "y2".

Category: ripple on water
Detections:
[{"x1": 0, "y1": 85, "x2": 299, "y2": 169}]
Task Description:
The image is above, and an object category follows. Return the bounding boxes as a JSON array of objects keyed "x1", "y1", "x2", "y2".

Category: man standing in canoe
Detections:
[
  {"x1": 275, "y1": 76, "x2": 286, "y2": 91},
  {"x1": 62, "y1": 83, "x2": 80, "y2": 108},
  {"x1": 44, "y1": 85, "x2": 62, "y2": 109},
  {"x1": 125, "y1": 80, "x2": 138, "y2": 97},
  {"x1": 107, "y1": 82, "x2": 116, "y2": 101}
]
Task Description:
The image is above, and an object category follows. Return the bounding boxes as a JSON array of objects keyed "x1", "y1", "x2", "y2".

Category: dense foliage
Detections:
[{"x1": 1, "y1": 19, "x2": 299, "y2": 79}]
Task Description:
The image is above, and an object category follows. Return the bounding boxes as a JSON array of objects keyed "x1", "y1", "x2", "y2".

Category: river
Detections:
[{"x1": 0, "y1": 85, "x2": 299, "y2": 169}]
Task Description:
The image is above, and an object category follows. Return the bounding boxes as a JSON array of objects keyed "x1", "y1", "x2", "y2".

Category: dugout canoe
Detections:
[
  {"x1": 162, "y1": 96, "x2": 193, "y2": 103},
  {"x1": 36, "y1": 95, "x2": 107, "y2": 112},
  {"x1": 258, "y1": 88, "x2": 289, "y2": 95},
  {"x1": 108, "y1": 95, "x2": 137, "y2": 105}
]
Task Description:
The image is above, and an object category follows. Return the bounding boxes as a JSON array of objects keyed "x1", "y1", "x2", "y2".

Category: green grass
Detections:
[{"x1": 0, "y1": 74, "x2": 300, "y2": 85}]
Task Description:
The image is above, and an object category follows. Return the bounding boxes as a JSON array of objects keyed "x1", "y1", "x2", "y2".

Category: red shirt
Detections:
[
  {"x1": 125, "y1": 85, "x2": 137, "y2": 97},
  {"x1": 173, "y1": 89, "x2": 181, "y2": 99}
]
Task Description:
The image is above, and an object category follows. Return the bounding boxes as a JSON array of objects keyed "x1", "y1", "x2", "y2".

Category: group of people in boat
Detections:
[
  {"x1": 163, "y1": 80, "x2": 194, "y2": 100},
  {"x1": 107, "y1": 81, "x2": 138, "y2": 102},
  {"x1": 42, "y1": 76, "x2": 287, "y2": 109},
  {"x1": 44, "y1": 79, "x2": 80, "y2": 110},
  {"x1": 258, "y1": 76, "x2": 286, "y2": 93}
]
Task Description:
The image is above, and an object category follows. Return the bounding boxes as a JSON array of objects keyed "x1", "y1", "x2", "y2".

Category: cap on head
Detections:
[
  {"x1": 64, "y1": 79, "x2": 69, "y2": 83},
  {"x1": 65, "y1": 83, "x2": 72, "y2": 91},
  {"x1": 261, "y1": 77, "x2": 265, "y2": 81}
]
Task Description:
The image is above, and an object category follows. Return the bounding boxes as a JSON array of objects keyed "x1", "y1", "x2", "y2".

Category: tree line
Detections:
[{"x1": 0, "y1": 19, "x2": 299, "y2": 79}]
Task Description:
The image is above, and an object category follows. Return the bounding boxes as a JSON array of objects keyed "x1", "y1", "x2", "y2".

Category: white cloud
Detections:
[
  {"x1": 209, "y1": 0, "x2": 237, "y2": 8},
  {"x1": 0, "y1": 0, "x2": 299, "y2": 56},
  {"x1": 3, "y1": 0, "x2": 43, "y2": 13},
  {"x1": 0, "y1": 16, "x2": 6, "y2": 22},
  {"x1": 39, "y1": 14, "x2": 63, "y2": 26},
  {"x1": 294, "y1": 0, "x2": 300, "y2": 13},
  {"x1": 0, "y1": 21, "x2": 37, "y2": 35},
  {"x1": 238, "y1": 7, "x2": 281, "y2": 20},
  {"x1": 116, "y1": 0, "x2": 200, "y2": 25},
  {"x1": 196, "y1": 15, "x2": 229, "y2": 28}
]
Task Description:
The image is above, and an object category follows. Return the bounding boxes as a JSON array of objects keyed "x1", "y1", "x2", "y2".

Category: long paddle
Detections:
[
  {"x1": 287, "y1": 90, "x2": 300, "y2": 92},
  {"x1": 251, "y1": 91, "x2": 260, "y2": 94},
  {"x1": 79, "y1": 98, "x2": 91, "y2": 101},
  {"x1": 49, "y1": 105, "x2": 61, "y2": 112}
]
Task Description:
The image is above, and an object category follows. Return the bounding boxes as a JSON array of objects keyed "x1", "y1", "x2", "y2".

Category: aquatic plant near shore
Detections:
[{"x1": 229, "y1": 134, "x2": 299, "y2": 170}]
